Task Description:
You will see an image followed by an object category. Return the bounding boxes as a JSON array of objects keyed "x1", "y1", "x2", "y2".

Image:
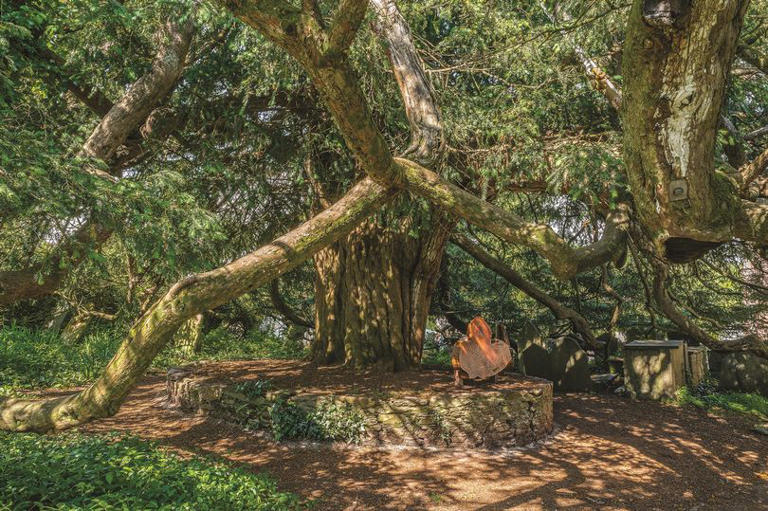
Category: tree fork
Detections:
[
  {"x1": 218, "y1": 0, "x2": 631, "y2": 280},
  {"x1": 0, "y1": 178, "x2": 395, "y2": 432}
]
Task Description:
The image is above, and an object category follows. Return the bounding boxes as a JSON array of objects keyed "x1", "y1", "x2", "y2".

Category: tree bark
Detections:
[
  {"x1": 219, "y1": 0, "x2": 630, "y2": 280},
  {"x1": 269, "y1": 279, "x2": 312, "y2": 328},
  {"x1": 313, "y1": 208, "x2": 452, "y2": 370},
  {"x1": 310, "y1": 0, "x2": 452, "y2": 371},
  {"x1": 622, "y1": 0, "x2": 751, "y2": 256},
  {"x1": 0, "y1": 178, "x2": 395, "y2": 432},
  {"x1": 174, "y1": 313, "x2": 205, "y2": 356},
  {"x1": 371, "y1": 0, "x2": 444, "y2": 165}
]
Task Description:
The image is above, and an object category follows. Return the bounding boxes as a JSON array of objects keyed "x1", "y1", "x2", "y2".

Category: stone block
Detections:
[
  {"x1": 718, "y1": 352, "x2": 768, "y2": 396},
  {"x1": 624, "y1": 340, "x2": 686, "y2": 399},
  {"x1": 520, "y1": 337, "x2": 591, "y2": 392},
  {"x1": 686, "y1": 346, "x2": 709, "y2": 386}
]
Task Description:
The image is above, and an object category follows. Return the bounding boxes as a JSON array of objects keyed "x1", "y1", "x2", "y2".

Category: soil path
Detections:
[{"x1": 75, "y1": 361, "x2": 768, "y2": 510}]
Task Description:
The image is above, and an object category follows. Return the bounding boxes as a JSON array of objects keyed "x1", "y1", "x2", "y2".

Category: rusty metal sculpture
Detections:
[{"x1": 451, "y1": 317, "x2": 512, "y2": 386}]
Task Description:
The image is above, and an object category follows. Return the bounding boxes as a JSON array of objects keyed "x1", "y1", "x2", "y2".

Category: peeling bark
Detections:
[
  {"x1": 0, "y1": 178, "x2": 395, "y2": 432},
  {"x1": 371, "y1": 0, "x2": 444, "y2": 164},
  {"x1": 622, "y1": 0, "x2": 751, "y2": 251},
  {"x1": 313, "y1": 210, "x2": 452, "y2": 370}
]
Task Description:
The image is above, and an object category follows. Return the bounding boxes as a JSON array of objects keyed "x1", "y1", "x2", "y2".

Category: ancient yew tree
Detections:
[{"x1": 0, "y1": 0, "x2": 766, "y2": 430}]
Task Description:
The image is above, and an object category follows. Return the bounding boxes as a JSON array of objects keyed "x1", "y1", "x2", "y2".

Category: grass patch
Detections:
[
  {"x1": 0, "y1": 431, "x2": 305, "y2": 510},
  {"x1": 0, "y1": 324, "x2": 307, "y2": 395},
  {"x1": 676, "y1": 380, "x2": 768, "y2": 420}
]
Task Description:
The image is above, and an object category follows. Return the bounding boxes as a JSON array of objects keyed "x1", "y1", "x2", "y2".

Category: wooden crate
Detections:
[{"x1": 624, "y1": 340, "x2": 686, "y2": 399}]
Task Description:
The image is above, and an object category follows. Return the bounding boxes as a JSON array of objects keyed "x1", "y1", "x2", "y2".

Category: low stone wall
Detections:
[{"x1": 166, "y1": 367, "x2": 553, "y2": 449}]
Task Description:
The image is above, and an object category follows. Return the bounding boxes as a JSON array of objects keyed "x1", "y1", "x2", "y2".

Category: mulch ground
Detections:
[{"x1": 68, "y1": 360, "x2": 768, "y2": 510}]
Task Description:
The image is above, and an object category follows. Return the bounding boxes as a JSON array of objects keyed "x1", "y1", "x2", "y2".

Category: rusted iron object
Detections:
[{"x1": 451, "y1": 317, "x2": 512, "y2": 386}]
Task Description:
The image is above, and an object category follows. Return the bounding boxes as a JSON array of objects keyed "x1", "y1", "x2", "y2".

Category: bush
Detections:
[
  {"x1": 0, "y1": 432, "x2": 305, "y2": 510},
  {"x1": 0, "y1": 324, "x2": 119, "y2": 394},
  {"x1": 155, "y1": 326, "x2": 309, "y2": 368}
]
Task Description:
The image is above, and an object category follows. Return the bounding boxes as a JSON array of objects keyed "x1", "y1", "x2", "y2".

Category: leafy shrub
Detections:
[
  {"x1": 0, "y1": 324, "x2": 307, "y2": 393},
  {"x1": 311, "y1": 400, "x2": 367, "y2": 444},
  {"x1": 157, "y1": 326, "x2": 308, "y2": 367},
  {"x1": 0, "y1": 432, "x2": 305, "y2": 510},
  {"x1": 269, "y1": 399, "x2": 366, "y2": 444},
  {"x1": 269, "y1": 401, "x2": 323, "y2": 442}
]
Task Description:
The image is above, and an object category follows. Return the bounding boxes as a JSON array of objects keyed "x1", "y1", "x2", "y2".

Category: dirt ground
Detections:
[{"x1": 71, "y1": 360, "x2": 768, "y2": 510}]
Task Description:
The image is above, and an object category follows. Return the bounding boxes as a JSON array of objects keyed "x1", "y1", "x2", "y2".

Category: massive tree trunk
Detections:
[
  {"x1": 310, "y1": 0, "x2": 452, "y2": 371},
  {"x1": 313, "y1": 204, "x2": 452, "y2": 370},
  {"x1": 622, "y1": 0, "x2": 751, "y2": 260}
]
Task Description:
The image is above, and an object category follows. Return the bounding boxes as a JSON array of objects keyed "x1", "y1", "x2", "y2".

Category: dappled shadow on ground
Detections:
[
  {"x1": 162, "y1": 359, "x2": 543, "y2": 395},
  {"x1": 75, "y1": 364, "x2": 768, "y2": 511}
]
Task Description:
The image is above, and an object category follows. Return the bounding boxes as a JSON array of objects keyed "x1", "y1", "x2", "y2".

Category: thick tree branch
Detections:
[
  {"x1": 652, "y1": 263, "x2": 768, "y2": 359},
  {"x1": 452, "y1": 233, "x2": 596, "y2": 347},
  {"x1": 79, "y1": 19, "x2": 194, "y2": 164},
  {"x1": 371, "y1": 0, "x2": 445, "y2": 164},
  {"x1": 399, "y1": 158, "x2": 631, "y2": 280},
  {"x1": 269, "y1": 278, "x2": 313, "y2": 328},
  {"x1": 740, "y1": 146, "x2": 768, "y2": 194},
  {"x1": 0, "y1": 222, "x2": 112, "y2": 306},
  {"x1": 327, "y1": 0, "x2": 368, "y2": 54},
  {"x1": 0, "y1": 178, "x2": 395, "y2": 432},
  {"x1": 0, "y1": 18, "x2": 194, "y2": 306},
  {"x1": 220, "y1": 0, "x2": 630, "y2": 279},
  {"x1": 734, "y1": 200, "x2": 768, "y2": 243}
]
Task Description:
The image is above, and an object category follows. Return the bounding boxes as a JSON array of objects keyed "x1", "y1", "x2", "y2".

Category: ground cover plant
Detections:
[
  {"x1": 0, "y1": 324, "x2": 307, "y2": 396},
  {"x1": 0, "y1": 432, "x2": 306, "y2": 510},
  {"x1": 677, "y1": 379, "x2": 768, "y2": 421}
]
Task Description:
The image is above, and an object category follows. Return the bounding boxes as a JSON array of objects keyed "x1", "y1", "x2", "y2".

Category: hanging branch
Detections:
[{"x1": 451, "y1": 233, "x2": 597, "y2": 347}]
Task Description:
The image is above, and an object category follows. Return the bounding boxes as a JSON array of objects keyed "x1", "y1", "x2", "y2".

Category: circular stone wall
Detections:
[{"x1": 166, "y1": 361, "x2": 553, "y2": 449}]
